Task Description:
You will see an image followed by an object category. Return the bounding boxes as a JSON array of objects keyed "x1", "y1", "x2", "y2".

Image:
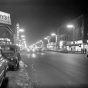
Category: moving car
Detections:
[
  {"x1": 0, "y1": 48, "x2": 8, "y2": 86},
  {"x1": 37, "y1": 48, "x2": 43, "y2": 52},
  {"x1": 0, "y1": 44, "x2": 21, "y2": 70},
  {"x1": 21, "y1": 49, "x2": 28, "y2": 54},
  {"x1": 28, "y1": 48, "x2": 37, "y2": 53}
]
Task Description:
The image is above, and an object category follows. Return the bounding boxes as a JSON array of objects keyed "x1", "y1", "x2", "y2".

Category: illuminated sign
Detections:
[
  {"x1": 0, "y1": 11, "x2": 11, "y2": 25},
  {"x1": 75, "y1": 40, "x2": 82, "y2": 44}
]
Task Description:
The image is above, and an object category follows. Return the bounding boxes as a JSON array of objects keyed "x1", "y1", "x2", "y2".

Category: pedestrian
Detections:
[
  {"x1": 71, "y1": 48, "x2": 72, "y2": 52},
  {"x1": 86, "y1": 46, "x2": 88, "y2": 57},
  {"x1": 83, "y1": 49, "x2": 85, "y2": 54},
  {"x1": 85, "y1": 48, "x2": 87, "y2": 54},
  {"x1": 81, "y1": 48, "x2": 83, "y2": 53}
]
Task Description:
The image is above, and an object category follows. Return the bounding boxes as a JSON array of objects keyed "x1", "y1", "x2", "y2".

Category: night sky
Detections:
[{"x1": 0, "y1": 0, "x2": 87, "y2": 46}]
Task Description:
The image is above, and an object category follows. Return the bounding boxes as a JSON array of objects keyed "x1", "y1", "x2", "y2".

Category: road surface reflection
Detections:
[{"x1": 27, "y1": 53, "x2": 37, "y2": 58}]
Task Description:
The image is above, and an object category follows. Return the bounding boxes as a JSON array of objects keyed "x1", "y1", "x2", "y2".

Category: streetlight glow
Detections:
[
  {"x1": 19, "y1": 29, "x2": 24, "y2": 32},
  {"x1": 51, "y1": 33, "x2": 56, "y2": 36},
  {"x1": 40, "y1": 40, "x2": 42, "y2": 42},
  {"x1": 21, "y1": 35, "x2": 25, "y2": 37},
  {"x1": 44, "y1": 37, "x2": 47, "y2": 40},
  {"x1": 67, "y1": 25, "x2": 74, "y2": 28},
  {"x1": 22, "y1": 38, "x2": 25, "y2": 40},
  {"x1": 67, "y1": 24, "x2": 75, "y2": 45}
]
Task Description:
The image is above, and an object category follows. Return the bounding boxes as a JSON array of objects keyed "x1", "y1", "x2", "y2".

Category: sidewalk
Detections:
[
  {"x1": 47, "y1": 50, "x2": 86, "y2": 54},
  {"x1": 68, "y1": 51, "x2": 86, "y2": 54},
  {"x1": 5, "y1": 61, "x2": 41, "y2": 88}
]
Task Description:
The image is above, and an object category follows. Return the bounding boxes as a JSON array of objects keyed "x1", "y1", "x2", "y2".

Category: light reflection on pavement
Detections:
[{"x1": 27, "y1": 53, "x2": 37, "y2": 58}]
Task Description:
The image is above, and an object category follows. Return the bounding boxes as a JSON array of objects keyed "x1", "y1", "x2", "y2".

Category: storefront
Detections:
[
  {"x1": 0, "y1": 38, "x2": 12, "y2": 44},
  {"x1": 66, "y1": 40, "x2": 83, "y2": 51},
  {"x1": 47, "y1": 42, "x2": 57, "y2": 50}
]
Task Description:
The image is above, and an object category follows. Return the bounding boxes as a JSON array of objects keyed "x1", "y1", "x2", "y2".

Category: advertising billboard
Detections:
[{"x1": 0, "y1": 11, "x2": 11, "y2": 25}]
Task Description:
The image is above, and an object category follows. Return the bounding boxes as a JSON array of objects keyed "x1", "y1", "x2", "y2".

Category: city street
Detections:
[
  {"x1": 0, "y1": 1, "x2": 88, "y2": 88},
  {"x1": 21, "y1": 51, "x2": 88, "y2": 88},
  {"x1": 1, "y1": 51, "x2": 88, "y2": 88}
]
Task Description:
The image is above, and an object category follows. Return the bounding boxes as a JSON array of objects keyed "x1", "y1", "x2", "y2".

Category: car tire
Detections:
[
  {"x1": 14, "y1": 65, "x2": 17, "y2": 71},
  {"x1": 17, "y1": 62, "x2": 19, "y2": 68},
  {"x1": 87, "y1": 54, "x2": 88, "y2": 57}
]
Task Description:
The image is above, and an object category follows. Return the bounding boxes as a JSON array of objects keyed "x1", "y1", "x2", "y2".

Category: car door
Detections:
[{"x1": 0, "y1": 50, "x2": 6, "y2": 83}]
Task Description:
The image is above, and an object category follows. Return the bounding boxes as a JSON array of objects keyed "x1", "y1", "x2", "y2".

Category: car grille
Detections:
[
  {"x1": 5, "y1": 53, "x2": 14, "y2": 57},
  {"x1": 7, "y1": 57, "x2": 16, "y2": 62},
  {"x1": 3, "y1": 53, "x2": 17, "y2": 62}
]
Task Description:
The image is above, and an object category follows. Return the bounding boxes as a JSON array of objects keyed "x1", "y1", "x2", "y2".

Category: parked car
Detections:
[
  {"x1": 0, "y1": 48, "x2": 8, "y2": 86},
  {"x1": 0, "y1": 44, "x2": 21, "y2": 70},
  {"x1": 86, "y1": 50, "x2": 88, "y2": 57}
]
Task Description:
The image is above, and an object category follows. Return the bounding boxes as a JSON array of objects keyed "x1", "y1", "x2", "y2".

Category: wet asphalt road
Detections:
[{"x1": 21, "y1": 51, "x2": 88, "y2": 88}]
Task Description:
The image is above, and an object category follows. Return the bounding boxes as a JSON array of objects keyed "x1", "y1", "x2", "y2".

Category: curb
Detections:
[{"x1": 47, "y1": 51, "x2": 86, "y2": 54}]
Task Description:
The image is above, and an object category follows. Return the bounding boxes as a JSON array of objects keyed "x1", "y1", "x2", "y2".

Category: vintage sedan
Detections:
[
  {"x1": 0, "y1": 44, "x2": 21, "y2": 70},
  {"x1": 0, "y1": 49, "x2": 8, "y2": 86}
]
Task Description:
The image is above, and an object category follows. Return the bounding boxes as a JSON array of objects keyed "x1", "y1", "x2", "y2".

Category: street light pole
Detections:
[
  {"x1": 51, "y1": 33, "x2": 58, "y2": 43},
  {"x1": 44, "y1": 36, "x2": 50, "y2": 44},
  {"x1": 55, "y1": 35, "x2": 58, "y2": 43},
  {"x1": 67, "y1": 25, "x2": 75, "y2": 44},
  {"x1": 73, "y1": 27, "x2": 75, "y2": 44},
  {"x1": 47, "y1": 36, "x2": 51, "y2": 44}
]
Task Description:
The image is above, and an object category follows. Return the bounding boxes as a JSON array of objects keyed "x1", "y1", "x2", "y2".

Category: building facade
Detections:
[
  {"x1": 0, "y1": 25, "x2": 14, "y2": 44},
  {"x1": 57, "y1": 14, "x2": 88, "y2": 51},
  {"x1": 0, "y1": 11, "x2": 14, "y2": 44}
]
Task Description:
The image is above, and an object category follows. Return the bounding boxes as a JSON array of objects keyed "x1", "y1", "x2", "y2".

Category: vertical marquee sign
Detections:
[{"x1": 0, "y1": 11, "x2": 11, "y2": 25}]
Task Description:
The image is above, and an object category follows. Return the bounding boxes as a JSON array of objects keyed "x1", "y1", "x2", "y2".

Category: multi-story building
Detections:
[
  {"x1": 0, "y1": 11, "x2": 14, "y2": 44},
  {"x1": 0, "y1": 25, "x2": 14, "y2": 44},
  {"x1": 57, "y1": 14, "x2": 88, "y2": 51}
]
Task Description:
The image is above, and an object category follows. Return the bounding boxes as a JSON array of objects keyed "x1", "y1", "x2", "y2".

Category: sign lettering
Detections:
[{"x1": 0, "y1": 11, "x2": 11, "y2": 25}]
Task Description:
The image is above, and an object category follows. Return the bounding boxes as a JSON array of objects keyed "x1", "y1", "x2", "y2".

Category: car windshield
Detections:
[{"x1": 2, "y1": 46, "x2": 15, "y2": 53}]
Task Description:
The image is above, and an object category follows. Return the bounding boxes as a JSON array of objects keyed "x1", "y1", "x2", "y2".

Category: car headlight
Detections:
[
  {"x1": 28, "y1": 50, "x2": 30, "y2": 52},
  {"x1": 11, "y1": 58, "x2": 14, "y2": 60}
]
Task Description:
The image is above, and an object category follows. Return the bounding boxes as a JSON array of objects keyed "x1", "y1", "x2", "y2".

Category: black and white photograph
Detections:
[{"x1": 0, "y1": 0, "x2": 88, "y2": 88}]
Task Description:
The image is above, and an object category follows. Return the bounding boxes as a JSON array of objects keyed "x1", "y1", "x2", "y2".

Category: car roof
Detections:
[{"x1": 0, "y1": 44, "x2": 19, "y2": 49}]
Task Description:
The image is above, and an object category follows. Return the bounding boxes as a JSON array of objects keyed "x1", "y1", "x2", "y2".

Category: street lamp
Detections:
[
  {"x1": 67, "y1": 25, "x2": 74, "y2": 28},
  {"x1": 39, "y1": 40, "x2": 42, "y2": 42},
  {"x1": 22, "y1": 38, "x2": 25, "y2": 41},
  {"x1": 67, "y1": 24, "x2": 75, "y2": 44},
  {"x1": 44, "y1": 36, "x2": 51, "y2": 44},
  {"x1": 44, "y1": 37, "x2": 47, "y2": 40},
  {"x1": 51, "y1": 33, "x2": 56, "y2": 36},
  {"x1": 51, "y1": 33, "x2": 58, "y2": 43},
  {"x1": 21, "y1": 35, "x2": 25, "y2": 38}
]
